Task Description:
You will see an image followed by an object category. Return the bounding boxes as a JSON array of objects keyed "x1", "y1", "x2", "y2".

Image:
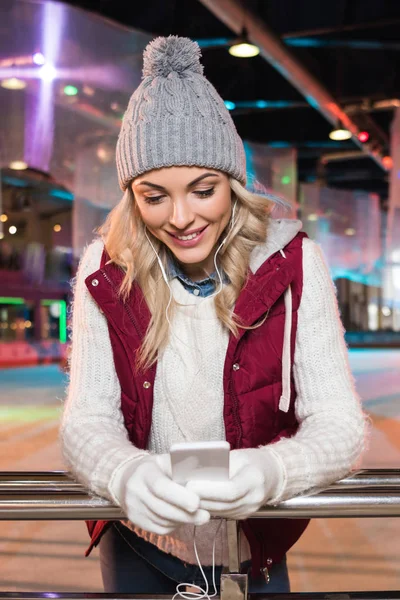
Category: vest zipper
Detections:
[
  {"x1": 229, "y1": 373, "x2": 242, "y2": 448},
  {"x1": 100, "y1": 270, "x2": 142, "y2": 340},
  {"x1": 257, "y1": 531, "x2": 270, "y2": 583}
]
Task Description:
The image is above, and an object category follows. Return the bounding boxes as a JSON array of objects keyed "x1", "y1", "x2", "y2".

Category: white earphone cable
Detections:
[
  {"x1": 144, "y1": 205, "x2": 236, "y2": 598},
  {"x1": 172, "y1": 521, "x2": 223, "y2": 600}
]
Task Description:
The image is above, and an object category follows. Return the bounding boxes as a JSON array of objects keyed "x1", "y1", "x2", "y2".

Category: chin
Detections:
[{"x1": 169, "y1": 245, "x2": 214, "y2": 265}]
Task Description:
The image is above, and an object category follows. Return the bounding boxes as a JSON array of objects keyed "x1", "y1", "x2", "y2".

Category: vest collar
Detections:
[{"x1": 249, "y1": 218, "x2": 302, "y2": 274}]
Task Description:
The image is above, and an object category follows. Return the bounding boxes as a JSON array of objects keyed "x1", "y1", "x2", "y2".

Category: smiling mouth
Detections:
[{"x1": 167, "y1": 225, "x2": 208, "y2": 241}]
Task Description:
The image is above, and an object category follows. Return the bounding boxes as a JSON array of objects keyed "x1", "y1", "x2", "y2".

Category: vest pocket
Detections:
[
  {"x1": 237, "y1": 382, "x2": 298, "y2": 447},
  {"x1": 238, "y1": 381, "x2": 281, "y2": 447}
]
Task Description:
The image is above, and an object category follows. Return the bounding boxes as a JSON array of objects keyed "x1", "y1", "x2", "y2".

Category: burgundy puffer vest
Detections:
[{"x1": 84, "y1": 231, "x2": 309, "y2": 576}]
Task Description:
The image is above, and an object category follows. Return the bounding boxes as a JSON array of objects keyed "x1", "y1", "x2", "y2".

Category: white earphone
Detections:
[{"x1": 144, "y1": 198, "x2": 238, "y2": 324}]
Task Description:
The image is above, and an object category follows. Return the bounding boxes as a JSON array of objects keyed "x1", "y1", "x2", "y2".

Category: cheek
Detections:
[
  {"x1": 137, "y1": 204, "x2": 168, "y2": 229},
  {"x1": 207, "y1": 193, "x2": 231, "y2": 224}
]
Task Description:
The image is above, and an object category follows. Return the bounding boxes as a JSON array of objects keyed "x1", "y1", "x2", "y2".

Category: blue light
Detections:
[
  {"x1": 305, "y1": 94, "x2": 320, "y2": 109},
  {"x1": 286, "y1": 38, "x2": 385, "y2": 50},
  {"x1": 2, "y1": 176, "x2": 29, "y2": 188},
  {"x1": 255, "y1": 100, "x2": 294, "y2": 109},
  {"x1": 286, "y1": 37, "x2": 322, "y2": 48},
  {"x1": 49, "y1": 189, "x2": 74, "y2": 201},
  {"x1": 236, "y1": 100, "x2": 299, "y2": 110},
  {"x1": 224, "y1": 100, "x2": 236, "y2": 111},
  {"x1": 195, "y1": 38, "x2": 232, "y2": 49},
  {"x1": 268, "y1": 141, "x2": 292, "y2": 148}
]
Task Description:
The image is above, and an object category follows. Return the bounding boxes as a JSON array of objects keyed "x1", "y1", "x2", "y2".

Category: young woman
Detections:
[{"x1": 61, "y1": 36, "x2": 366, "y2": 595}]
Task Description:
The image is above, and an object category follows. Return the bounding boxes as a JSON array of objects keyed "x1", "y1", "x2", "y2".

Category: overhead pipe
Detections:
[
  {"x1": 345, "y1": 98, "x2": 400, "y2": 115},
  {"x1": 197, "y1": 0, "x2": 388, "y2": 172}
]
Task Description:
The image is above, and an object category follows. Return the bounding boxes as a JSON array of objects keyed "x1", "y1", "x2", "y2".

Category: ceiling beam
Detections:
[{"x1": 197, "y1": 0, "x2": 388, "y2": 172}]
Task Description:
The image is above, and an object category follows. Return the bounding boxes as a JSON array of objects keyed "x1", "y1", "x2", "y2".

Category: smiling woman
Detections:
[
  {"x1": 132, "y1": 168, "x2": 232, "y2": 279},
  {"x1": 60, "y1": 35, "x2": 366, "y2": 596},
  {"x1": 99, "y1": 166, "x2": 272, "y2": 371}
]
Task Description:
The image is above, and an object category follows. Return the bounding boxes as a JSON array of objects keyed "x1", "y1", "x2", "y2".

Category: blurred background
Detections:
[{"x1": 1, "y1": 0, "x2": 400, "y2": 593}]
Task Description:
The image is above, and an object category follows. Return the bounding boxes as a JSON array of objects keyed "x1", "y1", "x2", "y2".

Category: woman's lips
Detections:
[
  {"x1": 167, "y1": 225, "x2": 209, "y2": 247},
  {"x1": 167, "y1": 225, "x2": 208, "y2": 238}
]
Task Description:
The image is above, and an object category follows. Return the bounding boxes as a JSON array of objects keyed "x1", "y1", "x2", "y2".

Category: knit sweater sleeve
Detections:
[
  {"x1": 265, "y1": 237, "x2": 367, "y2": 503},
  {"x1": 60, "y1": 240, "x2": 148, "y2": 501}
]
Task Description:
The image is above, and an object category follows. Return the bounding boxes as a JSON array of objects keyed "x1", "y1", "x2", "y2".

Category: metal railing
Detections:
[
  {"x1": 1, "y1": 469, "x2": 400, "y2": 600},
  {"x1": 1, "y1": 469, "x2": 400, "y2": 520}
]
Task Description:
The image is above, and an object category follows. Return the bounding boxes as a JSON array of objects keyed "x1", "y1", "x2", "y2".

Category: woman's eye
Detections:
[
  {"x1": 144, "y1": 195, "x2": 165, "y2": 204},
  {"x1": 195, "y1": 188, "x2": 215, "y2": 198}
]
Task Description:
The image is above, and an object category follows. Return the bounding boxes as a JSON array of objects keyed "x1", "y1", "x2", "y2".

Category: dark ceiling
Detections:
[{"x1": 62, "y1": 0, "x2": 400, "y2": 199}]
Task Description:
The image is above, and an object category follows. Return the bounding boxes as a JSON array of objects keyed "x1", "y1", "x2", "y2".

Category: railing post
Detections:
[{"x1": 221, "y1": 520, "x2": 248, "y2": 600}]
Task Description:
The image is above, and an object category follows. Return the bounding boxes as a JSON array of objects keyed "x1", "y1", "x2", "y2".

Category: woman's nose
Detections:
[{"x1": 169, "y1": 199, "x2": 195, "y2": 230}]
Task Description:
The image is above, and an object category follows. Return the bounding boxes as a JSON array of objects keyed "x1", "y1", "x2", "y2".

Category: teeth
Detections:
[{"x1": 177, "y1": 231, "x2": 201, "y2": 241}]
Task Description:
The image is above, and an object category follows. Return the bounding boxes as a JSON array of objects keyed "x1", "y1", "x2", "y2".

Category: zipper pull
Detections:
[{"x1": 261, "y1": 567, "x2": 270, "y2": 583}]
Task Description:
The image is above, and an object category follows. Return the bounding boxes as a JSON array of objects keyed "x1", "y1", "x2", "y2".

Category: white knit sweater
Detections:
[{"x1": 60, "y1": 226, "x2": 366, "y2": 566}]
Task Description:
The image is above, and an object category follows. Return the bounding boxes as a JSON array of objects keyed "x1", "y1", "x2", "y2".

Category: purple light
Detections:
[
  {"x1": 38, "y1": 63, "x2": 57, "y2": 81},
  {"x1": 33, "y1": 52, "x2": 45, "y2": 65},
  {"x1": 24, "y1": 2, "x2": 65, "y2": 171}
]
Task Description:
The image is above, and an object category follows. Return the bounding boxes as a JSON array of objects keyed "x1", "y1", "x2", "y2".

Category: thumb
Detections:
[
  {"x1": 193, "y1": 509, "x2": 211, "y2": 526},
  {"x1": 155, "y1": 454, "x2": 172, "y2": 477}
]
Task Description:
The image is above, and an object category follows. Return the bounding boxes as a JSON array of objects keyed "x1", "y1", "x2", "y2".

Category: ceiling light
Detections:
[
  {"x1": 53, "y1": 224, "x2": 62, "y2": 232},
  {"x1": 9, "y1": 226, "x2": 17, "y2": 235},
  {"x1": 33, "y1": 52, "x2": 45, "y2": 65},
  {"x1": 329, "y1": 125, "x2": 352, "y2": 141},
  {"x1": 83, "y1": 85, "x2": 95, "y2": 96},
  {"x1": 63, "y1": 85, "x2": 78, "y2": 96},
  {"x1": 229, "y1": 42, "x2": 260, "y2": 58},
  {"x1": 358, "y1": 131, "x2": 369, "y2": 143},
  {"x1": 382, "y1": 156, "x2": 393, "y2": 170},
  {"x1": 229, "y1": 28, "x2": 260, "y2": 58},
  {"x1": 0, "y1": 214, "x2": 8, "y2": 223},
  {"x1": 9, "y1": 160, "x2": 28, "y2": 170},
  {"x1": 39, "y1": 64, "x2": 57, "y2": 81},
  {"x1": 1, "y1": 77, "x2": 26, "y2": 90}
]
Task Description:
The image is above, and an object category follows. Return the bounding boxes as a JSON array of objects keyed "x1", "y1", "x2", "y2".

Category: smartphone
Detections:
[{"x1": 170, "y1": 441, "x2": 230, "y2": 485}]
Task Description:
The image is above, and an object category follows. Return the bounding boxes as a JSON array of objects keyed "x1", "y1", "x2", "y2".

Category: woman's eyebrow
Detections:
[
  {"x1": 136, "y1": 172, "x2": 220, "y2": 191},
  {"x1": 136, "y1": 181, "x2": 166, "y2": 191},
  {"x1": 187, "y1": 173, "x2": 220, "y2": 187}
]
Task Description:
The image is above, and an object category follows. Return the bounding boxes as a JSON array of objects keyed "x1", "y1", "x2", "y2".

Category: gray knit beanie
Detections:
[{"x1": 116, "y1": 35, "x2": 246, "y2": 190}]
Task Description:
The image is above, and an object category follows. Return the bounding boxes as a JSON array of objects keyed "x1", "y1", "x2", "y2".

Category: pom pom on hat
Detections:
[{"x1": 143, "y1": 35, "x2": 204, "y2": 79}]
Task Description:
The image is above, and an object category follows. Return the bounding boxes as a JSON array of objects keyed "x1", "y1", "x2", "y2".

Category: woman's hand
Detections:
[
  {"x1": 111, "y1": 454, "x2": 210, "y2": 534},
  {"x1": 186, "y1": 448, "x2": 283, "y2": 520}
]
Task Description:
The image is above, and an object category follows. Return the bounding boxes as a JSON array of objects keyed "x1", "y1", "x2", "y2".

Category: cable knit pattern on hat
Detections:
[
  {"x1": 60, "y1": 234, "x2": 366, "y2": 567},
  {"x1": 116, "y1": 36, "x2": 246, "y2": 190}
]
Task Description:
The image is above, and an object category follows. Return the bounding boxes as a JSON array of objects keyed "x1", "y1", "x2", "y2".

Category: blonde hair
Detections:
[{"x1": 99, "y1": 178, "x2": 279, "y2": 372}]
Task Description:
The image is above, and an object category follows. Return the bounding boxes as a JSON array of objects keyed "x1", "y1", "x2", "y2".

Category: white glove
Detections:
[
  {"x1": 110, "y1": 454, "x2": 211, "y2": 535},
  {"x1": 186, "y1": 448, "x2": 284, "y2": 520}
]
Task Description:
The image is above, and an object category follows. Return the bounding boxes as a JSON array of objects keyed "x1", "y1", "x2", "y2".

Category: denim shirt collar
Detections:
[{"x1": 166, "y1": 254, "x2": 229, "y2": 297}]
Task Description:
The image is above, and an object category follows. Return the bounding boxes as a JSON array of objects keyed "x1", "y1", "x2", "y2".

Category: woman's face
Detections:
[{"x1": 131, "y1": 166, "x2": 232, "y2": 279}]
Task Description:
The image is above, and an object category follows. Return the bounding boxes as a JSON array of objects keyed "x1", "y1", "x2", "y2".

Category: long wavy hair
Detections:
[{"x1": 99, "y1": 177, "x2": 288, "y2": 372}]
